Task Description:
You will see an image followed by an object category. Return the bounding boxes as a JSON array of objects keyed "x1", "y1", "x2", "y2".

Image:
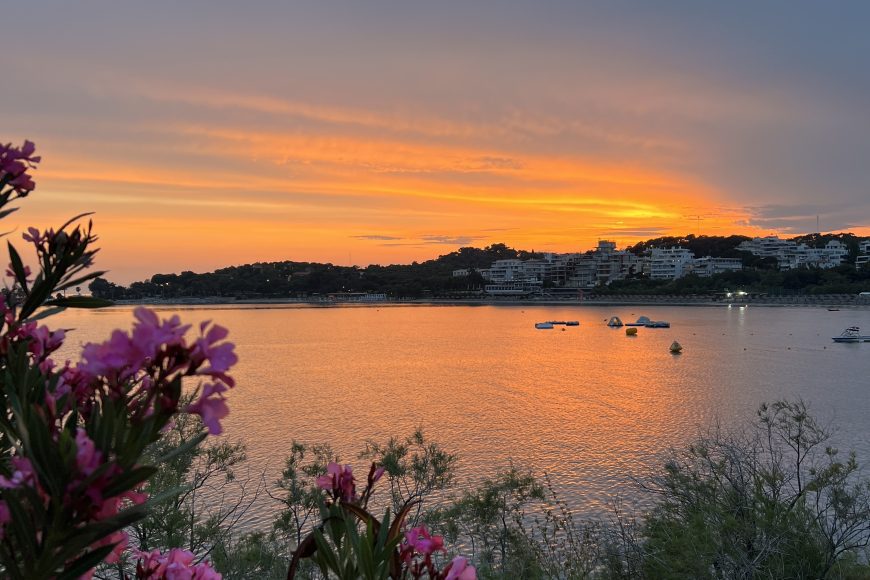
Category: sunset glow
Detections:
[{"x1": 5, "y1": 2, "x2": 870, "y2": 282}]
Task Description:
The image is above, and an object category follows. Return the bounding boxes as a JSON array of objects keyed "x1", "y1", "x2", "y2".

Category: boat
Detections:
[
  {"x1": 670, "y1": 340, "x2": 683, "y2": 353},
  {"x1": 832, "y1": 326, "x2": 870, "y2": 343},
  {"x1": 546, "y1": 320, "x2": 567, "y2": 325},
  {"x1": 625, "y1": 327, "x2": 637, "y2": 336},
  {"x1": 535, "y1": 322, "x2": 554, "y2": 330},
  {"x1": 625, "y1": 316, "x2": 651, "y2": 327},
  {"x1": 607, "y1": 316, "x2": 623, "y2": 327},
  {"x1": 827, "y1": 308, "x2": 840, "y2": 312},
  {"x1": 565, "y1": 321, "x2": 580, "y2": 326},
  {"x1": 645, "y1": 321, "x2": 671, "y2": 328}
]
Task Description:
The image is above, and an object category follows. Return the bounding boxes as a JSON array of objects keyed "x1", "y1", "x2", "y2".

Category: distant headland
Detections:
[{"x1": 89, "y1": 233, "x2": 870, "y2": 303}]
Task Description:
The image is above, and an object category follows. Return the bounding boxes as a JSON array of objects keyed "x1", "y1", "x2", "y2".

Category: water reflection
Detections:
[{"x1": 52, "y1": 304, "x2": 870, "y2": 529}]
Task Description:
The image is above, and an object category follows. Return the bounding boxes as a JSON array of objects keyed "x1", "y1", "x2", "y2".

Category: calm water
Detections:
[{"x1": 53, "y1": 304, "x2": 870, "y2": 529}]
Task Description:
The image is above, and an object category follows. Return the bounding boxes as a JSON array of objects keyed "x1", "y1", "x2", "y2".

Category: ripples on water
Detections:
[{"x1": 54, "y1": 304, "x2": 870, "y2": 530}]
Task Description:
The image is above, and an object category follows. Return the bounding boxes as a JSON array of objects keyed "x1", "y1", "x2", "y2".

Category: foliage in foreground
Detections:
[{"x1": 0, "y1": 141, "x2": 236, "y2": 578}]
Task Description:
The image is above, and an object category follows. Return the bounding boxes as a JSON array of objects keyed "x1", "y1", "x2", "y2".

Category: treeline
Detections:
[
  {"x1": 89, "y1": 244, "x2": 542, "y2": 300},
  {"x1": 599, "y1": 264, "x2": 870, "y2": 296},
  {"x1": 88, "y1": 235, "x2": 870, "y2": 300}
]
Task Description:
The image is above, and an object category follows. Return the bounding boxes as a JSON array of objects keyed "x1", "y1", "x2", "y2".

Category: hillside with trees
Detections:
[{"x1": 89, "y1": 235, "x2": 870, "y2": 300}]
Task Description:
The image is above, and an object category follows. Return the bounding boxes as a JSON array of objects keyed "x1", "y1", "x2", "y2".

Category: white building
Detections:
[
  {"x1": 693, "y1": 257, "x2": 743, "y2": 277},
  {"x1": 738, "y1": 236, "x2": 849, "y2": 270},
  {"x1": 650, "y1": 247, "x2": 696, "y2": 280},
  {"x1": 488, "y1": 259, "x2": 526, "y2": 283}
]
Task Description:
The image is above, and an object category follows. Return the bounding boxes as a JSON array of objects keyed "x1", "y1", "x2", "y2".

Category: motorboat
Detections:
[
  {"x1": 565, "y1": 321, "x2": 580, "y2": 326},
  {"x1": 607, "y1": 316, "x2": 624, "y2": 327},
  {"x1": 625, "y1": 327, "x2": 637, "y2": 336},
  {"x1": 832, "y1": 326, "x2": 870, "y2": 343},
  {"x1": 645, "y1": 321, "x2": 671, "y2": 328},
  {"x1": 625, "y1": 316, "x2": 651, "y2": 327},
  {"x1": 670, "y1": 340, "x2": 683, "y2": 353},
  {"x1": 535, "y1": 322, "x2": 554, "y2": 330}
]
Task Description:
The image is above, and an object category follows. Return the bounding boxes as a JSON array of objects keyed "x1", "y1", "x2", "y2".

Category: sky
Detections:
[{"x1": 4, "y1": 1, "x2": 870, "y2": 283}]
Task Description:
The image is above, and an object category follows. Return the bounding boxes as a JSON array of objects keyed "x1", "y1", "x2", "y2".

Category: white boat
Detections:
[
  {"x1": 535, "y1": 322, "x2": 554, "y2": 329},
  {"x1": 625, "y1": 316, "x2": 651, "y2": 327},
  {"x1": 607, "y1": 316, "x2": 623, "y2": 327},
  {"x1": 832, "y1": 326, "x2": 870, "y2": 343}
]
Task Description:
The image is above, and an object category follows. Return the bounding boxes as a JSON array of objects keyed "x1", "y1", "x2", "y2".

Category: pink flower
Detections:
[
  {"x1": 404, "y1": 526, "x2": 445, "y2": 556},
  {"x1": 75, "y1": 429, "x2": 102, "y2": 476},
  {"x1": 24, "y1": 324, "x2": 65, "y2": 359},
  {"x1": 0, "y1": 141, "x2": 40, "y2": 194},
  {"x1": 136, "y1": 548, "x2": 222, "y2": 579},
  {"x1": 317, "y1": 462, "x2": 357, "y2": 502},
  {"x1": 186, "y1": 383, "x2": 230, "y2": 435},
  {"x1": 22, "y1": 226, "x2": 46, "y2": 245},
  {"x1": 0, "y1": 456, "x2": 36, "y2": 489},
  {"x1": 192, "y1": 322, "x2": 237, "y2": 385},
  {"x1": 373, "y1": 466, "x2": 385, "y2": 484},
  {"x1": 444, "y1": 556, "x2": 477, "y2": 580}
]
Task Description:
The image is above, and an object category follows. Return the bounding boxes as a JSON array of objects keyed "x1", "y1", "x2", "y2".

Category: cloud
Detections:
[
  {"x1": 745, "y1": 203, "x2": 870, "y2": 234},
  {"x1": 420, "y1": 235, "x2": 484, "y2": 245},
  {"x1": 599, "y1": 227, "x2": 670, "y2": 237},
  {"x1": 353, "y1": 234, "x2": 404, "y2": 241}
]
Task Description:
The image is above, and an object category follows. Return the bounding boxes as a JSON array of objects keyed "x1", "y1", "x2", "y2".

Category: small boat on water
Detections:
[
  {"x1": 832, "y1": 326, "x2": 870, "y2": 343},
  {"x1": 607, "y1": 316, "x2": 624, "y2": 327},
  {"x1": 645, "y1": 321, "x2": 671, "y2": 328},
  {"x1": 535, "y1": 322, "x2": 554, "y2": 330},
  {"x1": 625, "y1": 327, "x2": 638, "y2": 336},
  {"x1": 670, "y1": 340, "x2": 683, "y2": 354},
  {"x1": 625, "y1": 316, "x2": 651, "y2": 327},
  {"x1": 565, "y1": 321, "x2": 580, "y2": 326}
]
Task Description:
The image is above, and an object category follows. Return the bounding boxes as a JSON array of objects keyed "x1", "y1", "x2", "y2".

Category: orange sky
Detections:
[{"x1": 5, "y1": 3, "x2": 870, "y2": 283}]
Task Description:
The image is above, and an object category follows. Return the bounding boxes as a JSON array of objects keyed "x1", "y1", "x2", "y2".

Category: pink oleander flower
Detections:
[
  {"x1": 24, "y1": 324, "x2": 65, "y2": 359},
  {"x1": 135, "y1": 548, "x2": 222, "y2": 579},
  {"x1": 0, "y1": 456, "x2": 36, "y2": 489},
  {"x1": 444, "y1": 556, "x2": 477, "y2": 580},
  {"x1": 316, "y1": 462, "x2": 357, "y2": 502},
  {"x1": 22, "y1": 226, "x2": 46, "y2": 245},
  {"x1": 404, "y1": 525, "x2": 445, "y2": 556},
  {"x1": 75, "y1": 428, "x2": 102, "y2": 477},
  {"x1": 0, "y1": 140, "x2": 40, "y2": 195},
  {"x1": 186, "y1": 382, "x2": 229, "y2": 435},
  {"x1": 191, "y1": 321, "x2": 237, "y2": 386}
]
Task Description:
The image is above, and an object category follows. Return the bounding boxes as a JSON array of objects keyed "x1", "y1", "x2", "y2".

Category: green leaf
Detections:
[
  {"x1": 157, "y1": 431, "x2": 208, "y2": 465},
  {"x1": 7, "y1": 241, "x2": 28, "y2": 291},
  {"x1": 43, "y1": 296, "x2": 114, "y2": 309},
  {"x1": 0, "y1": 207, "x2": 19, "y2": 220},
  {"x1": 313, "y1": 527, "x2": 342, "y2": 575},
  {"x1": 57, "y1": 212, "x2": 95, "y2": 233},
  {"x1": 102, "y1": 465, "x2": 158, "y2": 497},
  {"x1": 57, "y1": 545, "x2": 116, "y2": 580},
  {"x1": 24, "y1": 306, "x2": 67, "y2": 322}
]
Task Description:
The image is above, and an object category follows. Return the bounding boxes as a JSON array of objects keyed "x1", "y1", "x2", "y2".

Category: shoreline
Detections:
[{"x1": 106, "y1": 297, "x2": 870, "y2": 309}]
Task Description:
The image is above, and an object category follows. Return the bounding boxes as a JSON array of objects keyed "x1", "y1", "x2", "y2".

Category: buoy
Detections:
[
  {"x1": 626, "y1": 327, "x2": 637, "y2": 336},
  {"x1": 670, "y1": 340, "x2": 683, "y2": 354}
]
